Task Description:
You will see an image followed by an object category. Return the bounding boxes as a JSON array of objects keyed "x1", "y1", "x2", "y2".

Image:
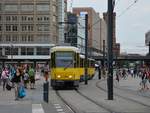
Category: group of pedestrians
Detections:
[
  {"x1": 0, "y1": 64, "x2": 36, "y2": 100},
  {"x1": 114, "y1": 67, "x2": 150, "y2": 91}
]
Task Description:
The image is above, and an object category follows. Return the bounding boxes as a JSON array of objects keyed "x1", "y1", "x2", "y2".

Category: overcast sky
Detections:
[{"x1": 68, "y1": 0, "x2": 150, "y2": 55}]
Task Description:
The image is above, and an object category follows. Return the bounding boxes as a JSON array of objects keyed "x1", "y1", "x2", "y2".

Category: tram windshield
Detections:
[{"x1": 55, "y1": 52, "x2": 74, "y2": 68}]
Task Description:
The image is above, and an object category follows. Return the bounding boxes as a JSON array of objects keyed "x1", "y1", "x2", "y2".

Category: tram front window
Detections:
[{"x1": 55, "y1": 52, "x2": 74, "y2": 68}]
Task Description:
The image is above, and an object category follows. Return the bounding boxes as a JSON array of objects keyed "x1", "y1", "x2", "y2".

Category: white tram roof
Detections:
[{"x1": 51, "y1": 46, "x2": 80, "y2": 53}]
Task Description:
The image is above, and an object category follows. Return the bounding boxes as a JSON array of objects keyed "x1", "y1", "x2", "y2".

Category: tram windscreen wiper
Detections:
[{"x1": 64, "y1": 61, "x2": 74, "y2": 70}]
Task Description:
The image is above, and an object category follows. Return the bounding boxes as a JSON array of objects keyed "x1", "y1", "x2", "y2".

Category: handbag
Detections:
[
  {"x1": 6, "y1": 83, "x2": 12, "y2": 91},
  {"x1": 18, "y1": 84, "x2": 26, "y2": 98}
]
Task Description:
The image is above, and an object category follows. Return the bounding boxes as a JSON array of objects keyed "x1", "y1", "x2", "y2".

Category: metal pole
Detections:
[
  {"x1": 149, "y1": 42, "x2": 150, "y2": 55},
  {"x1": 85, "y1": 14, "x2": 88, "y2": 85},
  {"x1": 107, "y1": 0, "x2": 114, "y2": 100},
  {"x1": 103, "y1": 40, "x2": 105, "y2": 67}
]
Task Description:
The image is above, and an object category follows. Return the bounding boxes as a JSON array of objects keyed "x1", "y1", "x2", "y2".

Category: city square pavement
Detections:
[
  {"x1": 0, "y1": 77, "x2": 57, "y2": 113},
  {"x1": 0, "y1": 72, "x2": 150, "y2": 113}
]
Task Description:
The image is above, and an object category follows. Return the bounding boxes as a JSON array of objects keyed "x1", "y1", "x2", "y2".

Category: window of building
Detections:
[
  {"x1": 0, "y1": 25, "x2": 2, "y2": 31},
  {"x1": 6, "y1": 35, "x2": 11, "y2": 41},
  {"x1": 37, "y1": 5, "x2": 49, "y2": 11},
  {"x1": 6, "y1": 25, "x2": 11, "y2": 31},
  {"x1": 44, "y1": 16, "x2": 49, "y2": 21},
  {"x1": 21, "y1": 5, "x2": 34, "y2": 12},
  {"x1": 0, "y1": 35, "x2": 2, "y2": 42},
  {"x1": 12, "y1": 16, "x2": 17, "y2": 21},
  {"x1": 0, "y1": 48, "x2": 2, "y2": 56},
  {"x1": 12, "y1": 35, "x2": 18, "y2": 42},
  {"x1": 28, "y1": 16, "x2": 33, "y2": 21},
  {"x1": 37, "y1": 47, "x2": 49, "y2": 55},
  {"x1": 12, "y1": 25, "x2": 18, "y2": 31},
  {"x1": 12, "y1": 48, "x2": 18, "y2": 55},
  {"x1": 21, "y1": 47, "x2": 26, "y2": 55},
  {"x1": 28, "y1": 25, "x2": 33, "y2": 31},
  {"x1": 21, "y1": 47, "x2": 34, "y2": 55},
  {"x1": 22, "y1": 25, "x2": 27, "y2": 31},
  {"x1": 21, "y1": 35, "x2": 27, "y2": 42},
  {"x1": 22, "y1": 16, "x2": 27, "y2": 21},
  {"x1": 37, "y1": 25, "x2": 49, "y2": 31},
  {"x1": 5, "y1": 47, "x2": 11, "y2": 55},
  {"x1": 28, "y1": 35, "x2": 34, "y2": 42},
  {"x1": 0, "y1": 16, "x2": 2, "y2": 21},
  {"x1": 6, "y1": 16, "x2": 11, "y2": 21},
  {"x1": 5, "y1": 5, "x2": 18, "y2": 12},
  {"x1": 27, "y1": 48, "x2": 34, "y2": 55},
  {"x1": 37, "y1": 15, "x2": 49, "y2": 22},
  {"x1": 37, "y1": 35, "x2": 49, "y2": 42},
  {"x1": 0, "y1": 4, "x2": 2, "y2": 11}
]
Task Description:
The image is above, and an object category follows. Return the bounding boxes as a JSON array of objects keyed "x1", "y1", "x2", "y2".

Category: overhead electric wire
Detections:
[{"x1": 118, "y1": 0, "x2": 139, "y2": 18}]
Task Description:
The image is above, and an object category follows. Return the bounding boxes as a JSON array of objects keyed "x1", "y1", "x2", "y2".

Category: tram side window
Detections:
[
  {"x1": 51, "y1": 52, "x2": 55, "y2": 68},
  {"x1": 80, "y1": 58, "x2": 84, "y2": 67},
  {"x1": 76, "y1": 53, "x2": 80, "y2": 67},
  {"x1": 74, "y1": 53, "x2": 77, "y2": 68}
]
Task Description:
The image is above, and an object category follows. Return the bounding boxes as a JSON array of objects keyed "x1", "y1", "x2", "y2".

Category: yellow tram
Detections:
[{"x1": 50, "y1": 46, "x2": 95, "y2": 88}]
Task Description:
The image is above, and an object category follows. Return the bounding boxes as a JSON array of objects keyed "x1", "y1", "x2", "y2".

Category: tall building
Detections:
[
  {"x1": 0, "y1": 0, "x2": 58, "y2": 62},
  {"x1": 66, "y1": 12, "x2": 85, "y2": 54},
  {"x1": 103, "y1": 12, "x2": 120, "y2": 56},
  {"x1": 100, "y1": 18, "x2": 107, "y2": 52},
  {"x1": 73, "y1": 7, "x2": 101, "y2": 56},
  {"x1": 58, "y1": 0, "x2": 67, "y2": 44}
]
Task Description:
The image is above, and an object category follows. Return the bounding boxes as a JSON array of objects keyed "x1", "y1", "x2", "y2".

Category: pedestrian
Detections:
[
  {"x1": 11, "y1": 64, "x2": 24, "y2": 100},
  {"x1": 1, "y1": 67, "x2": 9, "y2": 91},
  {"x1": 44, "y1": 62, "x2": 49, "y2": 81},
  {"x1": 28, "y1": 66, "x2": 35, "y2": 89},
  {"x1": 140, "y1": 69, "x2": 148, "y2": 91},
  {"x1": 116, "y1": 69, "x2": 120, "y2": 83},
  {"x1": 23, "y1": 71, "x2": 29, "y2": 89}
]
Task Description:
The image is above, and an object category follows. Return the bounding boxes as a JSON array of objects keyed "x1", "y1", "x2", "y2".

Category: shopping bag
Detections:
[{"x1": 18, "y1": 84, "x2": 26, "y2": 98}]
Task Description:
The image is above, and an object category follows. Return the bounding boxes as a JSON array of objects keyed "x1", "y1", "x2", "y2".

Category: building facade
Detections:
[
  {"x1": 103, "y1": 12, "x2": 120, "y2": 56},
  {"x1": 65, "y1": 12, "x2": 85, "y2": 54},
  {"x1": 0, "y1": 0, "x2": 59, "y2": 61},
  {"x1": 73, "y1": 7, "x2": 101, "y2": 56},
  {"x1": 100, "y1": 18, "x2": 107, "y2": 52},
  {"x1": 145, "y1": 30, "x2": 150, "y2": 46}
]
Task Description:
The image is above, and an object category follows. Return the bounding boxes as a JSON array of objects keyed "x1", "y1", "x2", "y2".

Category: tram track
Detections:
[
  {"x1": 96, "y1": 80, "x2": 150, "y2": 108},
  {"x1": 55, "y1": 90, "x2": 79, "y2": 113},
  {"x1": 55, "y1": 88, "x2": 119, "y2": 113},
  {"x1": 74, "y1": 88, "x2": 117, "y2": 113}
]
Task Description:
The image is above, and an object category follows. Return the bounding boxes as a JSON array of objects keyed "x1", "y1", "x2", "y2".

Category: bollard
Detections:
[
  {"x1": 43, "y1": 81, "x2": 49, "y2": 103},
  {"x1": 98, "y1": 67, "x2": 101, "y2": 79}
]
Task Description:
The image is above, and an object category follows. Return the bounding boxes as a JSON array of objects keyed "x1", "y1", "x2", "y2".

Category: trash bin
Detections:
[{"x1": 43, "y1": 81, "x2": 49, "y2": 103}]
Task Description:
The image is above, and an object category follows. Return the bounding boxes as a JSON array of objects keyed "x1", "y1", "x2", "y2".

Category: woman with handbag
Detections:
[{"x1": 12, "y1": 65, "x2": 24, "y2": 100}]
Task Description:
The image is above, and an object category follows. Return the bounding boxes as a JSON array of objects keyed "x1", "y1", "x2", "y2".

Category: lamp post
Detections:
[
  {"x1": 107, "y1": 0, "x2": 114, "y2": 100},
  {"x1": 84, "y1": 14, "x2": 88, "y2": 85}
]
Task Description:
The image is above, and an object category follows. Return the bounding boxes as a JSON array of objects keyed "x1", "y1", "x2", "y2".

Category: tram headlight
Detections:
[
  {"x1": 57, "y1": 75, "x2": 61, "y2": 78},
  {"x1": 69, "y1": 75, "x2": 73, "y2": 78}
]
